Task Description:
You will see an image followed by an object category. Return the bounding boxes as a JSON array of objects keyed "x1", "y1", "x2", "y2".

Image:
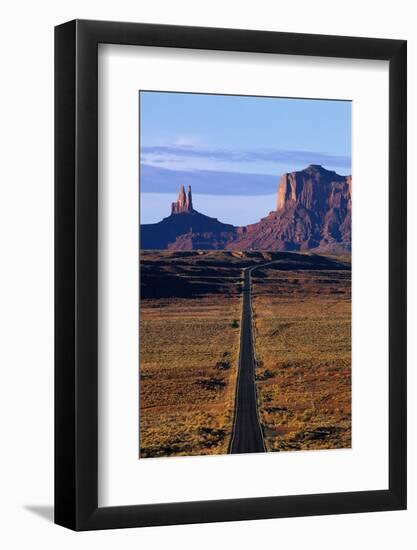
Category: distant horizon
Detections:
[
  {"x1": 140, "y1": 161, "x2": 352, "y2": 195},
  {"x1": 140, "y1": 191, "x2": 277, "y2": 226},
  {"x1": 140, "y1": 92, "x2": 351, "y2": 225}
]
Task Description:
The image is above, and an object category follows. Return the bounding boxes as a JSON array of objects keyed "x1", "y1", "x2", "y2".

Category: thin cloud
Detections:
[
  {"x1": 140, "y1": 164, "x2": 279, "y2": 196},
  {"x1": 141, "y1": 145, "x2": 351, "y2": 169},
  {"x1": 174, "y1": 135, "x2": 202, "y2": 147}
]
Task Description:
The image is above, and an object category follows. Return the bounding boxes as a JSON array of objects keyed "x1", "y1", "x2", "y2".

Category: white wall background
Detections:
[{"x1": 0, "y1": 0, "x2": 415, "y2": 548}]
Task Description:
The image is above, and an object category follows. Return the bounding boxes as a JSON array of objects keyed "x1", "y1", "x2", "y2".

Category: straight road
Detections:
[{"x1": 229, "y1": 264, "x2": 267, "y2": 454}]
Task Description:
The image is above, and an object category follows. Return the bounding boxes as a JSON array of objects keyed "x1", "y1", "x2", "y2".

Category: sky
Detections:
[{"x1": 140, "y1": 91, "x2": 351, "y2": 225}]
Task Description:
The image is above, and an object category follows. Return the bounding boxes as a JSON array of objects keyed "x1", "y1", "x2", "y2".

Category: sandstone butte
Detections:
[{"x1": 140, "y1": 164, "x2": 352, "y2": 253}]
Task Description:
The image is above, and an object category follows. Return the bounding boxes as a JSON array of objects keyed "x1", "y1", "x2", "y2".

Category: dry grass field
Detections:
[
  {"x1": 139, "y1": 250, "x2": 351, "y2": 458},
  {"x1": 251, "y1": 254, "x2": 351, "y2": 452},
  {"x1": 140, "y1": 251, "x2": 247, "y2": 458}
]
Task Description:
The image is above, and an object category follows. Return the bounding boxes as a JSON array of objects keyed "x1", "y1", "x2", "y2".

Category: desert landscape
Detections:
[
  {"x1": 251, "y1": 254, "x2": 351, "y2": 451},
  {"x1": 139, "y1": 251, "x2": 242, "y2": 457},
  {"x1": 139, "y1": 250, "x2": 351, "y2": 457},
  {"x1": 139, "y1": 92, "x2": 352, "y2": 458}
]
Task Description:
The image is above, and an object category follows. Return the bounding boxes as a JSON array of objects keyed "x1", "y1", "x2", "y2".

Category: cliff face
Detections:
[
  {"x1": 278, "y1": 164, "x2": 351, "y2": 249},
  {"x1": 227, "y1": 165, "x2": 351, "y2": 252},
  {"x1": 277, "y1": 164, "x2": 350, "y2": 212},
  {"x1": 140, "y1": 167, "x2": 352, "y2": 252}
]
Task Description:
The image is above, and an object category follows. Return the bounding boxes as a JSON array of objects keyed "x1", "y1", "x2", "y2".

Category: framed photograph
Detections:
[{"x1": 55, "y1": 19, "x2": 406, "y2": 530}]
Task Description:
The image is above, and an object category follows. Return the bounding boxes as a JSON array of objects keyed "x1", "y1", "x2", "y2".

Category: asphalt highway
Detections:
[{"x1": 229, "y1": 266, "x2": 266, "y2": 454}]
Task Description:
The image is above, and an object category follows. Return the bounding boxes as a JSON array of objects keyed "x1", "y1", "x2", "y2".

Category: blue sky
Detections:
[{"x1": 140, "y1": 91, "x2": 351, "y2": 225}]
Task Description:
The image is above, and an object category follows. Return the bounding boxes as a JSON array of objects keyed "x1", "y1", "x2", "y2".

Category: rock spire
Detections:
[{"x1": 171, "y1": 184, "x2": 194, "y2": 214}]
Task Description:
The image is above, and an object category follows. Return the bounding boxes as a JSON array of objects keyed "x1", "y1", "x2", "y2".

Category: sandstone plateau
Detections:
[{"x1": 140, "y1": 165, "x2": 352, "y2": 253}]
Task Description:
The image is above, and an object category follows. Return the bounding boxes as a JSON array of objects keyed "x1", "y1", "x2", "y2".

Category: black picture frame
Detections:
[{"x1": 55, "y1": 19, "x2": 407, "y2": 531}]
